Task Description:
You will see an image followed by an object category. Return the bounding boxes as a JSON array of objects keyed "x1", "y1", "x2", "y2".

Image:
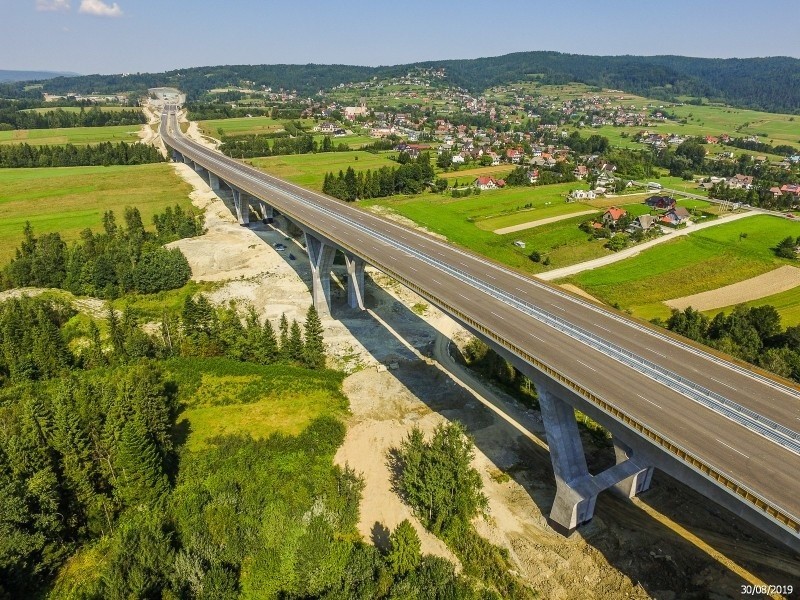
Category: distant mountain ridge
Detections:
[
  {"x1": 2, "y1": 52, "x2": 799, "y2": 113},
  {"x1": 0, "y1": 70, "x2": 80, "y2": 83}
]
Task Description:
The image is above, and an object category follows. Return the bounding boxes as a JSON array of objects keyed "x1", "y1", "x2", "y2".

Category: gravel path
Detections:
[{"x1": 493, "y1": 209, "x2": 597, "y2": 235}]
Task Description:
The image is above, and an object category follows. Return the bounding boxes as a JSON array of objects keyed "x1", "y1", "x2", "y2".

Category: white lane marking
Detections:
[
  {"x1": 388, "y1": 256, "x2": 397, "y2": 261},
  {"x1": 552, "y1": 304, "x2": 566, "y2": 311},
  {"x1": 515, "y1": 287, "x2": 526, "y2": 292},
  {"x1": 409, "y1": 266, "x2": 417, "y2": 272},
  {"x1": 529, "y1": 332, "x2": 545, "y2": 343},
  {"x1": 431, "y1": 279, "x2": 441, "y2": 285},
  {"x1": 458, "y1": 293, "x2": 470, "y2": 300},
  {"x1": 595, "y1": 324, "x2": 611, "y2": 332},
  {"x1": 710, "y1": 376, "x2": 737, "y2": 391},
  {"x1": 715, "y1": 438, "x2": 750, "y2": 460},
  {"x1": 638, "y1": 394, "x2": 663, "y2": 410},
  {"x1": 485, "y1": 273, "x2": 496, "y2": 280},
  {"x1": 576, "y1": 359, "x2": 596, "y2": 372},
  {"x1": 649, "y1": 349, "x2": 668, "y2": 359},
  {"x1": 490, "y1": 311, "x2": 505, "y2": 320}
]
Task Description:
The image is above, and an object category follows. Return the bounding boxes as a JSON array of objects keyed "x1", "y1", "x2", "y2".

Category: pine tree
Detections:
[
  {"x1": 288, "y1": 319, "x2": 304, "y2": 362},
  {"x1": 85, "y1": 320, "x2": 107, "y2": 369},
  {"x1": 387, "y1": 519, "x2": 421, "y2": 575},
  {"x1": 279, "y1": 313, "x2": 289, "y2": 357},
  {"x1": 259, "y1": 318, "x2": 279, "y2": 364},
  {"x1": 302, "y1": 305, "x2": 325, "y2": 369},
  {"x1": 107, "y1": 304, "x2": 125, "y2": 360},
  {"x1": 114, "y1": 420, "x2": 169, "y2": 507}
]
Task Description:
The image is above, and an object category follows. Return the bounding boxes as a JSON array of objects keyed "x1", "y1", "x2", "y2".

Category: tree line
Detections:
[
  {"x1": 0, "y1": 141, "x2": 164, "y2": 168},
  {"x1": 220, "y1": 133, "x2": 349, "y2": 159},
  {"x1": 0, "y1": 105, "x2": 145, "y2": 130},
  {"x1": 2, "y1": 205, "x2": 202, "y2": 297},
  {"x1": 322, "y1": 153, "x2": 435, "y2": 201},
  {"x1": 660, "y1": 304, "x2": 800, "y2": 381}
]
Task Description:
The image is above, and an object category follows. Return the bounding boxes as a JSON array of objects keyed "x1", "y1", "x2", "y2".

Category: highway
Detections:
[{"x1": 161, "y1": 109, "x2": 800, "y2": 538}]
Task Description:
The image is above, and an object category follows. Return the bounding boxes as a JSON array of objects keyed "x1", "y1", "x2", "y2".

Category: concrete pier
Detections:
[
  {"x1": 344, "y1": 253, "x2": 366, "y2": 310},
  {"x1": 305, "y1": 232, "x2": 336, "y2": 315},
  {"x1": 231, "y1": 189, "x2": 250, "y2": 226}
]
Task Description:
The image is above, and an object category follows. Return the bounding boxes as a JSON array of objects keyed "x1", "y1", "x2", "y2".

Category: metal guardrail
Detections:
[{"x1": 165, "y1": 124, "x2": 800, "y2": 536}]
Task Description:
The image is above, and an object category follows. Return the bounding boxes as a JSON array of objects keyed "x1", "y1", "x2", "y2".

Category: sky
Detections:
[{"x1": 2, "y1": 0, "x2": 800, "y2": 75}]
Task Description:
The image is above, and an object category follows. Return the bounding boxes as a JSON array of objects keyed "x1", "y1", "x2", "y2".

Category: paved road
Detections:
[{"x1": 161, "y1": 110, "x2": 800, "y2": 534}]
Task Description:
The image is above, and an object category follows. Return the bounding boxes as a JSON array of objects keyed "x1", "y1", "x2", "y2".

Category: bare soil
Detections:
[
  {"x1": 665, "y1": 265, "x2": 800, "y2": 311},
  {"x1": 493, "y1": 209, "x2": 597, "y2": 235}
]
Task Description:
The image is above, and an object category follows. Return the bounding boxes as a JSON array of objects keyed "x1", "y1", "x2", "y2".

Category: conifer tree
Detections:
[
  {"x1": 114, "y1": 420, "x2": 168, "y2": 507},
  {"x1": 279, "y1": 313, "x2": 290, "y2": 357},
  {"x1": 387, "y1": 519, "x2": 421, "y2": 576},
  {"x1": 259, "y1": 318, "x2": 279, "y2": 364},
  {"x1": 288, "y1": 320, "x2": 304, "y2": 362},
  {"x1": 302, "y1": 305, "x2": 325, "y2": 369}
]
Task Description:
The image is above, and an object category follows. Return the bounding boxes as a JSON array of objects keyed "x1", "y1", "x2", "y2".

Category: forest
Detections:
[
  {"x1": 4, "y1": 52, "x2": 800, "y2": 113},
  {"x1": 1, "y1": 205, "x2": 202, "y2": 297},
  {"x1": 0, "y1": 105, "x2": 145, "y2": 130},
  {"x1": 322, "y1": 153, "x2": 436, "y2": 201},
  {"x1": 0, "y1": 141, "x2": 164, "y2": 168}
]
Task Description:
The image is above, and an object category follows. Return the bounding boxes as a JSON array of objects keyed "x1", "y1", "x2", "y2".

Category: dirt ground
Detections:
[
  {"x1": 493, "y1": 209, "x2": 597, "y2": 235},
  {"x1": 157, "y1": 135, "x2": 800, "y2": 598},
  {"x1": 665, "y1": 265, "x2": 800, "y2": 311}
]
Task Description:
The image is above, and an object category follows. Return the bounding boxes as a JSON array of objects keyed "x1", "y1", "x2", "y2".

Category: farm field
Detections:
[
  {"x1": 0, "y1": 124, "x2": 144, "y2": 146},
  {"x1": 250, "y1": 150, "x2": 399, "y2": 189},
  {"x1": 0, "y1": 164, "x2": 193, "y2": 262},
  {"x1": 563, "y1": 215, "x2": 800, "y2": 320},
  {"x1": 198, "y1": 116, "x2": 316, "y2": 138},
  {"x1": 166, "y1": 358, "x2": 347, "y2": 452},
  {"x1": 706, "y1": 285, "x2": 800, "y2": 327},
  {"x1": 22, "y1": 106, "x2": 137, "y2": 114},
  {"x1": 364, "y1": 186, "x2": 616, "y2": 273}
]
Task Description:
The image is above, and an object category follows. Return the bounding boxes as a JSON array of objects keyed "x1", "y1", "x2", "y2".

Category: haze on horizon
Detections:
[{"x1": 3, "y1": 0, "x2": 800, "y2": 75}]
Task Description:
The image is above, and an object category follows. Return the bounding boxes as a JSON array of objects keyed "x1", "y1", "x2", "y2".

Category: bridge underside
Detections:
[{"x1": 165, "y1": 143, "x2": 800, "y2": 553}]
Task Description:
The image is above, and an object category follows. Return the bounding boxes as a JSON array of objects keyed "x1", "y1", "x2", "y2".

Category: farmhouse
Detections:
[
  {"x1": 573, "y1": 165, "x2": 588, "y2": 179},
  {"x1": 569, "y1": 189, "x2": 597, "y2": 201},
  {"x1": 628, "y1": 214, "x2": 657, "y2": 231},
  {"x1": 602, "y1": 206, "x2": 627, "y2": 228},
  {"x1": 645, "y1": 195, "x2": 676, "y2": 210},
  {"x1": 473, "y1": 176, "x2": 505, "y2": 190},
  {"x1": 660, "y1": 207, "x2": 691, "y2": 226},
  {"x1": 727, "y1": 174, "x2": 754, "y2": 190}
]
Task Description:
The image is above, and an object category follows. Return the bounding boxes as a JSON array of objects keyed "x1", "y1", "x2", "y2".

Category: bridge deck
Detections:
[{"x1": 162, "y1": 112, "x2": 800, "y2": 536}]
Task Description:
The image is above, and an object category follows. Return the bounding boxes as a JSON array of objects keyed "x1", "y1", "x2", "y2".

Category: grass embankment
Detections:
[
  {"x1": 0, "y1": 164, "x2": 194, "y2": 263},
  {"x1": 0, "y1": 124, "x2": 144, "y2": 146},
  {"x1": 198, "y1": 116, "x2": 315, "y2": 138},
  {"x1": 165, "y1": 357, "x2": 348, "y2": 452},
  {"x1": 564, "y1": 215, "x2": 800, "y2": 320}
]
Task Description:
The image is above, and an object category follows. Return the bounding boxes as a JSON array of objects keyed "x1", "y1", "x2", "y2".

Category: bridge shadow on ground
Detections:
[{"x1": 246, "y1": 219, "x2": 799, "y2": 598}]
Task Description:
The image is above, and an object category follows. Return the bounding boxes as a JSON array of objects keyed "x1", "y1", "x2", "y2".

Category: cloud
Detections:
[
  {"x1": 78, "y1": 0, "x2": 122, "y2": 17},
  {"x1": 36, "y1": 0, "x2": 71, "y2": 11}
]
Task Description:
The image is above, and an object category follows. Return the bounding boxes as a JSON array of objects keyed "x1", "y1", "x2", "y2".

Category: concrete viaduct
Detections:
[{"x1": 161, "y1": 107, "x2": 800, "y2": 553}]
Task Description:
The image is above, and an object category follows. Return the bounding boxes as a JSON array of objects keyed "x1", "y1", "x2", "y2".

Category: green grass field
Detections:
[
  {"x1": 0, "y1": 124, "x2": 144, "y2": 146},
  {"x1": 198, "y1": 116, "x2": 316, "y2": 139},
  {"x1": 22, "y1": 106, "x2": 137, "y2": 114},
  {"x1": 564, "y1": 215, "x2": 800, "y2": 320},
  {"x1": 250, "y1": 150, "x2": 399, "y2": 189},
  {"x1": 165, "y1": 358, "x2": 347, "y2": 452},
  {"x1": 703, "y1": 285, "x2": 800, "y2": 327},
  {"x1": 0, "y1": 164, "x2": 193, "y2": 263}
]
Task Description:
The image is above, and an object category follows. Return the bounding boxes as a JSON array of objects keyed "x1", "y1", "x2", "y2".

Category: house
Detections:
[
  {"x1": 569, "y1": 189, "x2": 597, "y2": 201},
  {"x1": 343, "y1": 105, "x2": 368, "y2": 120},
  {"x1": 451, "y1": 154, "x2": 465, "y2": 165},
  {"x1": 628, "y1": 214, "x2": 657, "y2": 231},
  {"x1": 660, "y1": 207, "x2": 691, "y2": 226},
  {"x1": 317, "y1": 121, "x2": 338, "y2": 133},
  {"x1": 727, "y1": 174, "x2": 754, "y2": 190},
  {"x1": 602, "y1": 207, "x2": 627, "y2": 227},
  {"x1": 506, "y1": 148, "x2": 523, "y2": 163},
  {"x1": 473, "y1": 176, "x2": 505, "y2": 190},
  {"x1": 645, "y1": 195, "x2": 676, "y2": 210},
  {"x1": 527, "y1": 169, "x2": 539, "y2": 184},
  {"x1": 573, "y1": 165, "x2": 588, "y2": 180},
  {"x1": 486, "y1": 151, "x2": 500, "y2": 166}
]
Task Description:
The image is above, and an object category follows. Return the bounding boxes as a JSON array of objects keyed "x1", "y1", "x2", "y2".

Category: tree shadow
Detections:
[{"x1": 371, "y1": 521, "x2": 391, "y2": 552}]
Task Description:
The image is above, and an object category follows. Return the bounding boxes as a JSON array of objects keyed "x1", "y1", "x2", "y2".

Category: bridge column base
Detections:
[
  {"x1": 344, "y1": 253, "x2": 366, "y2": 310},
  {"x1": 612, "y1": 437, "x2": 654, "y2": 498},
  {"x1": 305, "y1": 232, "x2": 336, "y2": 315},
  {"x1": 208, "y1": 172, "x2": 220, "y2": 192},
  {"x1": 539, "y1": 387, "x2": 653, "y2": 531},
  {"x1": 232, "y1": 189, "x2": 250, "y2": 226}
]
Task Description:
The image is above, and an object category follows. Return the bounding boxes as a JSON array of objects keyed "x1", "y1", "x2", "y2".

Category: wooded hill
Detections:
[{"x1": 3, "y1": 51, "x2": 800, "y2": 113}]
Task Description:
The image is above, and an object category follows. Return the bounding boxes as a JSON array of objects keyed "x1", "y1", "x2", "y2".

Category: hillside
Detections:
[
  {"x1": 2, "y1": 52, "x2": 800, "y2": 113},
  {"x1": 0, "y1": 69, "x2": 80, "y2": 82}
]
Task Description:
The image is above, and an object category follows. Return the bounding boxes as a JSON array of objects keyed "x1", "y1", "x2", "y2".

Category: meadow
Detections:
[
  {"x1": 0, "y1": 124, "x2": 144, "y2": 146},
  {"x1": 0, "y1": 164, "x2": 193, "y2": 262},
  {"x1": 165, "y1": 357, "x2": 347, "y2": 452},
  {"x1": 22, "y1": 106, "x2": 135, "y2": 114},
  {"x1": 563, "y1": 215, "x2": 800, "y2": 320},
  {"x1": 706, "y1": 285, "x2": 800, "y2": 327},
  {"x1": 250, "y1": 150, "x2": 399, "y2": 189},
  {"x1": 198, "y1": 116, "x2": 316, "y2": 138}
]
